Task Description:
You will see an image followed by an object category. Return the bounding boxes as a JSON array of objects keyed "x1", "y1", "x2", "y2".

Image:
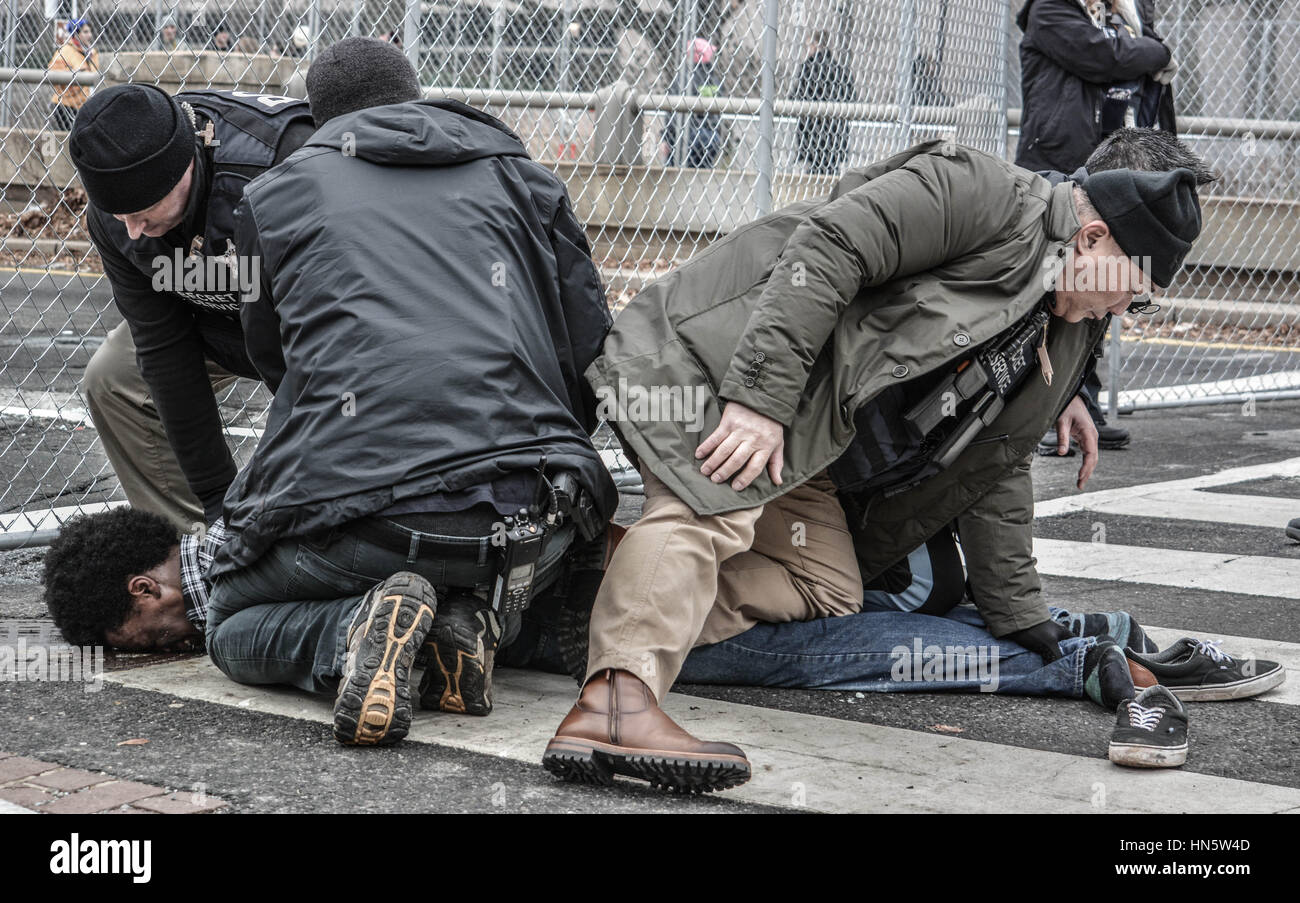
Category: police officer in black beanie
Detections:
[{"x1": 71, "y1": 85, "x2": 314, "y2": 529}]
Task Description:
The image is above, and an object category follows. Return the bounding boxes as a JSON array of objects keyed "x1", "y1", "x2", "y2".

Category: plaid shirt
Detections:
[{"x1": 178, "y1": 519, "x2": 229, "y2": 634}]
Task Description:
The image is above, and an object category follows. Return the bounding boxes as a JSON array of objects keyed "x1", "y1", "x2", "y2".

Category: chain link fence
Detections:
[{"x1": 1, "y1": 0, "x2": 1298, "y2": 548}]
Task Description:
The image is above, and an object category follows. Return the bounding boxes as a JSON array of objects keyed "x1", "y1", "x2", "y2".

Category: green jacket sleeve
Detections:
[
  {"x1": 718, "y1": 147, "x2": 1024, "y2": 426},
  {"x1": 955, "y1": 454, "x2": 1052, "y2": 638}
]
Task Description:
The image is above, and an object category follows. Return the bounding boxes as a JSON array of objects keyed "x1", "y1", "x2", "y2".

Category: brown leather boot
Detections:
[
  {"x1": 543, "y1": 668, "x2": 751, "y2": 793},
  {"x1": 1127, "y1": 656, "x2": 1158, "y2": 690}
]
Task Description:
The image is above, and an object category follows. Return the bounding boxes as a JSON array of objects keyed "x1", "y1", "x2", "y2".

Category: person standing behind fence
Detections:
[
  {"x1": 150, "y1": 17, "x2": 191, "y2": 53},
  {"x1": 1017, "y1": 0, "x2": 1178, "y2": 454},
  {"x1": 1016, "y1": 0, "x2": 1175, "y2": 175},
  {"x1": 48, "y1": 18, "x2": 97, "y2": 131},
  {"x1": 662, "y1": 38, "x2": 722, "y2": 169},
  {"x1": 792, "y1": 30, "x2": 856, "y2": 176},
  {"x1": 211, "y1": 25, "x2": 234, "y2": 53}
]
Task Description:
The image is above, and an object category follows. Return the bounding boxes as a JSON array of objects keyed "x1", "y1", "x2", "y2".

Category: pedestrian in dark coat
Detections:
[
  {"x1": 1016, "y1": 0, "x2": 1175, "y2": 174},
  {"x1": 793, "y1": 30, "x2": 856, "y2": 175}
]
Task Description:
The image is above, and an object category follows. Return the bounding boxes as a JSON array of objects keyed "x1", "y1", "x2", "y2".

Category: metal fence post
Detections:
[
  {"x1": 756, "y1": 0, "x2": 777, "y2": 217},
  {"x1": 347, "y1": 0, "x2": 363, "y2": 38},
  {"x1": 995, "y1": 0, "x2": 1012, "y2": 159},
  {"x1": 1, "y1": 0, "x2": 16, "y2": 128},
  {"x1": 308, "y1": 0, "x2": 321, "y2": 52},
  {"x1": 490, "y1": 1, "x2": 505, "y2": 89},
  {"x1": 1108, "y1": 315, "x2": 1123, "y2": 418},
  {"x1": 403, "y1": 0, "x2": 420, "y2": 73},
  {"x1": 672, "y1": 0, "x2": 696, "y2": 169},
  {"x1": 894, "y1": 0, "x2": 916, "y2": 152}
]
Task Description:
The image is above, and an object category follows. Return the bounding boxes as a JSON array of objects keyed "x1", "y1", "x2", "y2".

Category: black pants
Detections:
[{"x1": 206, "y1": 507, "x2": 575, "y2": 695}]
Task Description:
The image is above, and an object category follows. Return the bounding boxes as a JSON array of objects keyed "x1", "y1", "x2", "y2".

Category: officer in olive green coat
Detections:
[{"x1": 542, "y1": 140, "x2": 1202, "y2": 794}]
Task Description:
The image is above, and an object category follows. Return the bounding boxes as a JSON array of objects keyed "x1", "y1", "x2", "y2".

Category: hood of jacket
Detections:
[{"x1": 305, "y1": 98, "x2": 530, "y2": 168}]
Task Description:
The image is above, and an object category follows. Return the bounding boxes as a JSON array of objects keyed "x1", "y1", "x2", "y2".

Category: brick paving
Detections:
[{"x1": 0, "y1": 751, "x2": 228, "y2": 813}]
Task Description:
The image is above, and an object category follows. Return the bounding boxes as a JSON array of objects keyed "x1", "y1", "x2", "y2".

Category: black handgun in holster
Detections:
[{"x1": 551, "y1": 470, "x2": 602, "y2": 542}]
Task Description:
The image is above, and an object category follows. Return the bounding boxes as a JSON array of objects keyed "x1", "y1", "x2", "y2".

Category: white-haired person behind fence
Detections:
[{"x1": 69, "y1": 85, "x2": 315, "y2": 530}]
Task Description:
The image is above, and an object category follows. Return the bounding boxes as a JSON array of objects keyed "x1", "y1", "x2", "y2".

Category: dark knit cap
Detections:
[
  {"x1": 1081, "y1": 168, "x2": 1202, "y2": 288},
  {"x1": 306, "y1": 37, "x2": 422, "y2": 128},
  {"x1": 69, "y1": 84, "x2": 196, "y2": 215}
]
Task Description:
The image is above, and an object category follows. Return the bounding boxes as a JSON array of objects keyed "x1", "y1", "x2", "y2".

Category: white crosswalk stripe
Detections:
[
  {"x1": 1048, "y1": 488, "x2": 1296, "y2": 529},
  {"x1": 1035, "y1": 455, "x2": 1300, "y2": 519},
  {"x1": 1033, "y1": 539, "x2": 1300, "y2": 599}
]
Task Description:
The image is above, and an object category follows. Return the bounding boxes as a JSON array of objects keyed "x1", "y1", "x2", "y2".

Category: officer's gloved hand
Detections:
[{"x1": 1006, "y1": 619, "x2": 1072, "y2": 663}]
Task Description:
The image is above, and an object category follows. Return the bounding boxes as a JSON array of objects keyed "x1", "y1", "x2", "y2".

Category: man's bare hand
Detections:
[
  {"x1": 1056, "y1": 394, "x2": 1099, "y2": 490},
  {"x1": 695, "y1": 401, "x2": 785, "y2": 491}
]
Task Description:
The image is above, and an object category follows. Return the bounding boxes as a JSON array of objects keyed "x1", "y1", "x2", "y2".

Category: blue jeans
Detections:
[
  {"x1": 676, "y1": 530, "x2": 1098, "y2": 698},
  {"x1": 675, "y1": 604, "x2": 1096, "y2": 697},
  {"x1": 206, "y1": 516, "x2": 574, "y2": 696}
]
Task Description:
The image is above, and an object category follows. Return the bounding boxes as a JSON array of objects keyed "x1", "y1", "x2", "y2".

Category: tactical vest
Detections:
[
  {"x1": 831, "y1": 296, "x2": 1056, "y2": 498},
  {"x1": 177, "y1": 90, "x2": 314, "y2": 253},
  {"x1": 111, "y1": 90, "x2": 313, "y2": 313}
]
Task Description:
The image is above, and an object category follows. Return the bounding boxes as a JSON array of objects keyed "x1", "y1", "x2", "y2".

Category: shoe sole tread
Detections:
[{"x1": 542, "y1": 738, "x2": 751, "y2": 794}]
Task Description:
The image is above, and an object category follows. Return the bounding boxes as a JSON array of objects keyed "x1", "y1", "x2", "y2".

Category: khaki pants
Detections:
[
  {"x1": 587, "y1": 469, "x2": 864, "y2": 701},
  {"x1": 82, "y1": 322, "x2": 240, "y2": 529}
]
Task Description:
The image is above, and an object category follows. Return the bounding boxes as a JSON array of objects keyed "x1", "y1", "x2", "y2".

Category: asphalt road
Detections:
[{"x1": 1, "y1": 398, "x2": 1298, "y2": 812}]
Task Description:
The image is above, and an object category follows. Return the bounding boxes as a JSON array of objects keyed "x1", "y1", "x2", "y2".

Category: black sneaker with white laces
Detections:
[
  {"x1": 1109, "y1": 685, "x2": 1189, "y2": 768},
  {"x1": 1128, "y1": 638, "x2": 1286, "y2": 702}
]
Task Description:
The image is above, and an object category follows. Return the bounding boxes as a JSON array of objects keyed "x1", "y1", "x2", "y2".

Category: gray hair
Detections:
[
  {"x1": 1086, "y1": 128, "x2": 1219, "y2": 186},
  {"x1": 1072, "y1": 186, "x2": 1103, "y2": 227}
]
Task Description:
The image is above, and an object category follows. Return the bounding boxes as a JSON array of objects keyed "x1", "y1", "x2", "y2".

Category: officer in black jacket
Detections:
[
  {"x1": 204, "y1": 38, "x2": 616, "y2": 747},
  {"x1": 70, "y1": 86, "x2": 314, "y2": 528}
]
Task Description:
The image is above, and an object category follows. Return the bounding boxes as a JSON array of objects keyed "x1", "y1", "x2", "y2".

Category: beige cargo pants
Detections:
[
  {"x1": 586, "y1": 468, "x2": 864, "y2": 701},
  {"x1": 82, "y1": 322, "x2": 240, "y2": 529}
]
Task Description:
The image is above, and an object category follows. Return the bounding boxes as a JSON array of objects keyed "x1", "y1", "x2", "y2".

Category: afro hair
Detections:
[{"x1": 42, "y1": 507, "x2": 181, "y2": 646}]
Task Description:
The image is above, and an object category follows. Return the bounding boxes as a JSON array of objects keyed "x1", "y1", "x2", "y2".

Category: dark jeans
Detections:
[{"x1": 206, "y1": 512, "x2": 575, "y2": 695}]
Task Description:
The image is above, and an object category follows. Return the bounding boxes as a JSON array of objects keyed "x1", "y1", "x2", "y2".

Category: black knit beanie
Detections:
[
  {"x1": 1081, "y1": 168, "x2": 1202, "y2": 288},
  {"x1": 306, "y1": 37, "x2": 422, "y2": 128},
  {"x1": 69, "y1": 84, "x2": 196, "y2": 215}
]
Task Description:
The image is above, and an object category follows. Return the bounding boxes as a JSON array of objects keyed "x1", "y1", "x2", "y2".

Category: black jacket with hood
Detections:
[
  {"x1": 212, "y1": 99, "x2": 616, "y2": 573},
  {"x1": 1015, "y1": 0, "x2": 1174, "y2": 173}
]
